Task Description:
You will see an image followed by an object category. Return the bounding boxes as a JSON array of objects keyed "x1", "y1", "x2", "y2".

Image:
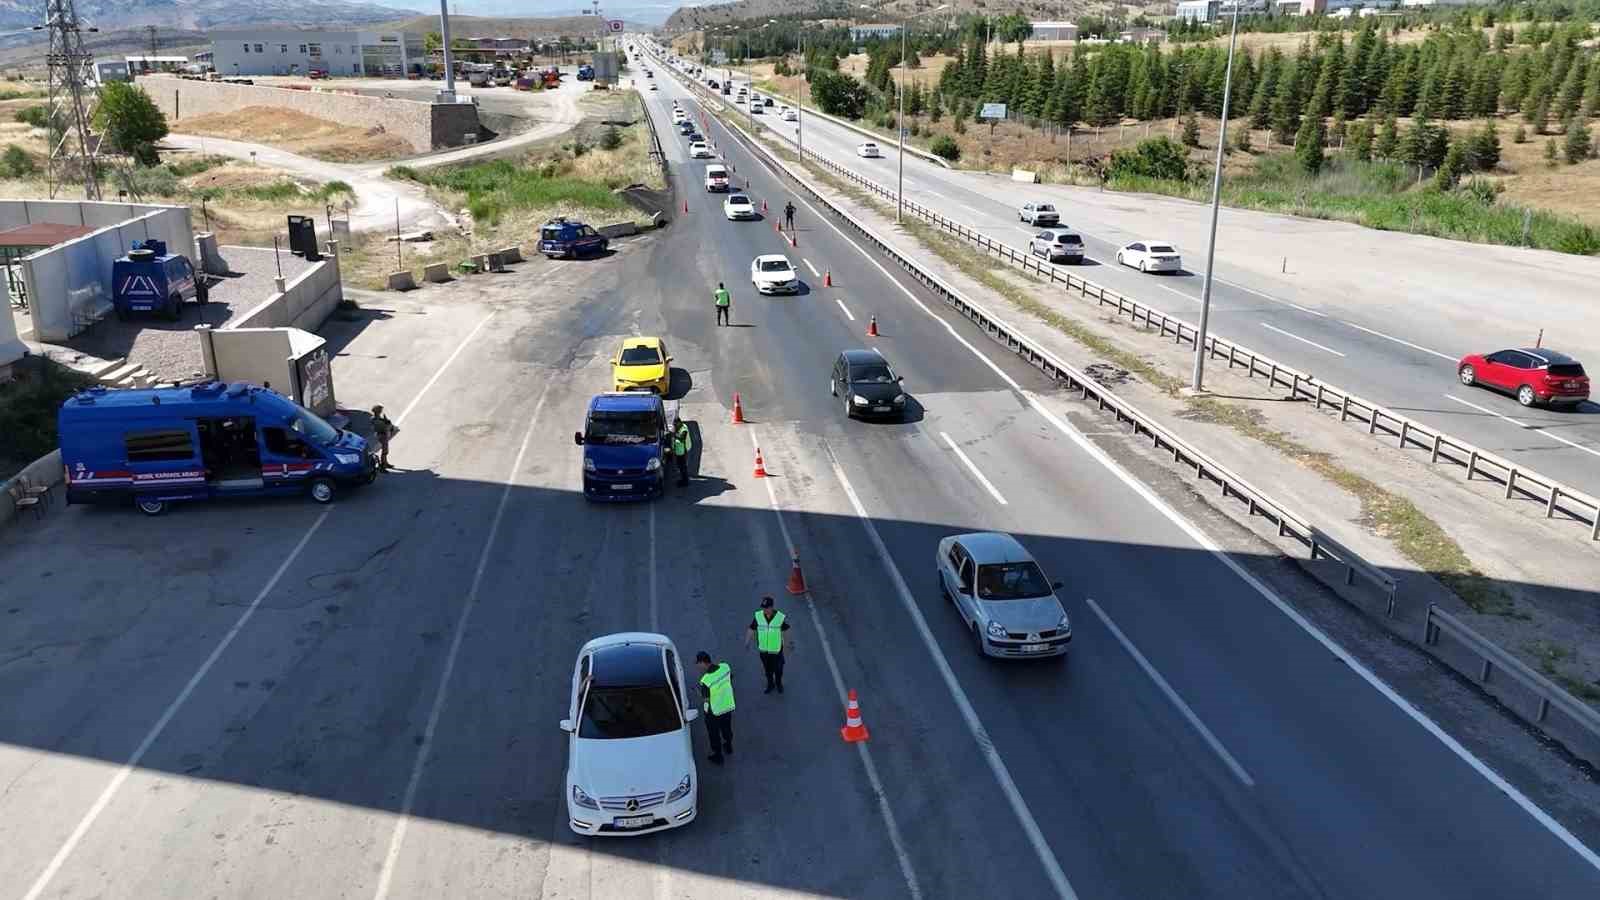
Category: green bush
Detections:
[
  {"x1": 163, "y1": 155, "x2": 227, "y2": 178},
  {"x1": 126, "y1": 164, "x2": 181, "y2": 197},
  {"x1": 929, "y1": 135, "x2": 960, "y2": 161},
  {"x1": 0, "y1": 361, "x2": 94, "y2": 479},
  {"x1": 599, "y1": 126, "x2": 622, "y2": 150},
  {"x1": 0, "y1": 144, "x2": 35, "y2": 177},
  {"x1": 1107, "y1": 136, "x2": 1190, "y2": 182},
  {"x1": 14, "y1": 104, "x2": 48, "y2": 128}
]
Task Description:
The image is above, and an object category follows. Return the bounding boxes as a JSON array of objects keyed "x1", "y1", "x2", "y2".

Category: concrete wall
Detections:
[
  {"x1": 203, "y1": 326, "x2": 292, "y2": 385},
  {"x1": 228, "y1": 250, "x2": 343, "y2": 331},
  {"x1": 144, "y1": 75, "x2": 480, "y2": 152},
  {"x1": 11, "y1": 202, "x2": 197, "y2": 342},
  {"x1": 0, "y1": 274, "x2": 22, "y2": 375}
]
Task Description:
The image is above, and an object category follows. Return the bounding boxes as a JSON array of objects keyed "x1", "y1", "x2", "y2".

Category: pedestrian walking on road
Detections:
[
  {"x1": 696, "y1": 651, "x2": 736, "y2": 764},
  {"x1": 743, "y1": 595, "x2": 793, "y2": 694},
  {"x1": 672, "y1": 418, "x2": 692, "y2": 487},
  {"x1": 714, "y1": 282, "x2": 732, "y2": 327},
  {"x1": 783, "y1": 201, "x2": 795, "y2": 232},
  {"x1": 371, "y1": 405, "x2": 398, "y2": 470}
]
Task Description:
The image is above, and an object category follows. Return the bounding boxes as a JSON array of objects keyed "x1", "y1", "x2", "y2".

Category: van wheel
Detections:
[
  {"x1": 309, "y1": 477, "x2": 336, "y2": 503},
  {"x1": 136, "y1": 497, "x2": 167, "y2": 516}
]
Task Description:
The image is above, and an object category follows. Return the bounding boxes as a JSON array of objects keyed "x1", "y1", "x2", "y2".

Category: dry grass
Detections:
[
  {"x1": 176, "y1": 107, "x2": 414, "y2": 163},
  {"x1": 1456, "y1": 118, "x2": 1600, "y2": 228}
]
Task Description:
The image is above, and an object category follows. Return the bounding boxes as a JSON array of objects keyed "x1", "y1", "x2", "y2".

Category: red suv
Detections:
[{"x1": 1458, "y1": 348, "x2": 1590, "y2": 407}]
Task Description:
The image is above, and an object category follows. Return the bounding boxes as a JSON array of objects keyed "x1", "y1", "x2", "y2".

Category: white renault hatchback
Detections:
[{"x1": 562, "y1": 632, "x2": 698, "y2": 836}]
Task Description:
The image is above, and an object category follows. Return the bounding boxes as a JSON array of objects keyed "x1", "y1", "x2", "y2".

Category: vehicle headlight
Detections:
[
  {"x1": 646, "y1": 457, "x2": 661, "y2": 471},
  {"x1": 334, "y1": 452, "x2": 361, "y2": 465},
  {"x1": 1057, "y1": 614, "x2": 1071, "y2": 633},
  {"x1": 892, "y1": 394, "x2": 906, "y2": 404},
  {"x1": 667, "y1": 773, "x2": 692, "y2": 802},
  {"x1": 987, "y1": 620, "x2": 1007, "y2": 639},
  {"x1": 852, "y1": 395, "x2": 868, "y2": 406},
  {"x1": 572, "y1": 785, "x2": 599, "y2": 810},
  {"x1": 583, "y1": 458, "x2": 596, "y2": 473}
]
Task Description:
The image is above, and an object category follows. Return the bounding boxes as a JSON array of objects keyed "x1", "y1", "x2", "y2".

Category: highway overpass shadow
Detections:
[{"x1": 3, "y1": 476, "x2": 1600, "y2": 898}]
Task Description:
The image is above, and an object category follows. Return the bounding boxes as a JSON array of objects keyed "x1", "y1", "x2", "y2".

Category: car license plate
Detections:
[
  {"x1": 612, "y1": 483, "x2": 633, "y2": 491},
  {"x1": 615, "y1": 814, "x2": 654, "y2": 828},
  {"x1": 1021, "y1": 643, "x2": 1048, "y2": 653},
  {"x1": 873, "y1": 406, "x2": 891, "y2": 413}
]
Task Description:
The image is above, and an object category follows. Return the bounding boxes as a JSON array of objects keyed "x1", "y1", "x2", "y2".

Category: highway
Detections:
[
  {"x1": 696, "y1": 62, "x2": 1600, "y2": 498},
  {"x1": 1, "y1": 57, "x2": 1598, "y2": 899}
]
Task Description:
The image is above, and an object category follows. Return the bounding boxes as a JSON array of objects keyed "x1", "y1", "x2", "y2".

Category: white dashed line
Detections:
[
  {"x1": 939, "y1": 432, "x2": 1008, "y2": 505},
  {"x1": 803, "y1": 258, "x2": 820, "y2": 277},
  {"x1": 1260, "y1": 322, "x2": 1346, "y2": 357},
  {"x1": 1443, "y1": 394, "x2": 1600, "y2": 459},
  {"x1": 835, "y1": 298, "x2": 856, "y2": 321},
  {"x1": 1340, "y1": 320, "x2": 1455, "y2": 362},
  {"x1": 1287, "y1": 302, "x2": 1328, "y2": 318}
]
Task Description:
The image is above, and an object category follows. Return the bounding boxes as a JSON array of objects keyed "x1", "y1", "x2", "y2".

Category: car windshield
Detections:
[
  {"x1": 976, "y1": 562, "x2": 1054, "y2": 600},
  {"x1": 729, "y1": 195, "x2": 750, "y2": 205},
  {"x1": 619, "y1": 346, "x2": 661, "y2": 365},
  {"x1": 759, "y1": 260, "x2": 792, "y2": 273},
  {"x1": 1037, "y1": 204, "x2": 1055, "y2": 212},
  {"x1": 1150, "y1": 245, "x2": 1176, "y2": 254},
  {"x1": 289, "y1": 410, "x2": 340, "y2": 446},
  {"x1": 863, "y1": 143, "x2": 877, "y2": 149},
  {"x1": 1549, "y1": 363, "x2": 1586, "y2": 377},
  {"x1": 577, "y1": 684, "x2": 681, "y2": 739},
  {"x1": 585, "y1": 410, "x2": 659, "y2": 444},
  {"x1": 849, "y1": 364, "x2": 896, "y2": 384}
]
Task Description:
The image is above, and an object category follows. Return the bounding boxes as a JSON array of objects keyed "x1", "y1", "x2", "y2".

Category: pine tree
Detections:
[
  {"x1": 1306, "y1": 57, "x2": 1336, "y2": 123},
  {"x1": 1531, "y1": 92, "x2": 1552, "y2": 134},
  {"x1": 1034, "y1": 51, "x2": 1056, "y2": 119},
  {"x1": 1583, "y1": 58, "x2": 1600, "y2": 119},
  {"x1": 1513, "y1": 123, "x2": 1526, "y2": 143},
  {"x1": 1182, "y1": 112, "x2": 1201, "y2": 147},
  {"x1": 1234, "y1": 125, "x2": 1253, "y2": 153},
  {"x1": 1249, "y1": 48, "x2": 1281, "y2": 130},
  {"x1": 1433, "y1": 142, "x2": 1467, "y2": 190},
  {"x1": 1349, "y1": 119, "x2": 1373, "y2": 161},
  {"x1": 1375, "y1": 112, "x2": 1400, "y2": 158},
  {"x1": 1295, "y1": 114, "x2": 1325, "y2": 175},
  {"x1": 1320, "y1": 39, "x2": 1347, "y2": 119},
  {"x1": 1204, "y1": 48, "x2": 1229, "y2": 117},
  {"x1": 1544, "y1": 136, "x2": 1558, "y2": 164},
  {"x1": 1400, "y1": 114, "x2": 1433, "y2": 166},
  {"x1": 1440, "y1": 57, "x2": 1468, "y2": 120},
  {"x1": 1565, "y1": 119, "x2": 1592, "y2": 164},
  {"x1": 1270, "y1": 92, "x2": 1297, "y2": 147},
  {"x1": 1555, "y1": 57, "x2": 1586, "y2": 124},
  {"x1": 1361, "y1": 33, "x2": 1391, "y2": 115},
  {"x1": 1466, "y1": 119, "x2": 1500, "y2": 170},
  {"x1": 1493, "y1": 24, "x2": 1512, "y2": 52},
  {"x1": 1500, "y1": 53, "x2": 1533, "y2": 114}
]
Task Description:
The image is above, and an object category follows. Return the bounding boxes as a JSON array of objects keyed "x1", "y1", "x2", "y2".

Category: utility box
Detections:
[{"x1": 286, "y1": 216, "x2": 320, "y2": 260}]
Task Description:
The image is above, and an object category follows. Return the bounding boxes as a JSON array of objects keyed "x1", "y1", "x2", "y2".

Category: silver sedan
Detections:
[{"x1": 936, "y1": 532, "x2": 1072, "y2": 659}]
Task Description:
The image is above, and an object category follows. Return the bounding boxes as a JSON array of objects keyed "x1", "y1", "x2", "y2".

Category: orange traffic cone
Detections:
[
  {"x1": 731, "y1": 392, "x2": 746, "y2": 424},
  {"x1": 866, "y1": 315, "x2": 879, "y2": 337},
  {"x1": 824, "y1": 269, "x2": 832, "y2": 288},
  {"x1": 753, "y1": 447, "x2": 768, "y2": 478},
  {"x1": 786, "y1": 554, "x2": 807, "y2": 594},
  {"x1": 682, "y1": 199, "x2": 689, "y2": 214},
  {"x1": 789, "y1": 232, "x2": 797, "y2": 248},
  {"x1": 761, "y1": 199, "x2": 768, "y2": 213},
  {"x1": 840, "y1": 689, "x2": 870, "y2": 743}
]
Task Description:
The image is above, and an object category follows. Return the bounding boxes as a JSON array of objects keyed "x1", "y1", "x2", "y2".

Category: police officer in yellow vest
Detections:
[
  {"x1": 743, "y1": 595, "x2": 793, "y2": 694},
  {"x1": 695, "y1": 651, "x2": 735, "y2": 764},
  {"x1": 672, "y1": 419, "x2": 692, "y2": 488}
]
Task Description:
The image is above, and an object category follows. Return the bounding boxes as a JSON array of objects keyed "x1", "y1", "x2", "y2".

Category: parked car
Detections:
[
  {"x1": 561, "y1": 633, "x2": 698, "y2": 835},
  {"x1": 689, "y1": 141, "x2": 713, "y2": 159},
  {"x1": 750, "y1": 254, "x2": 800, "y2": 295},
  {"x1": 111, "y1": 239, "x2": 207, "y2": 321},
  {"x1": 723, "y1": 193, "x2": 757, "y2": 220},
  {"x1": 1019, "y1": 202, "x2": 1060, "y2": 226},
  {"x1": 856, "y1": 142, "x2": 882, "y2": 158},
  {"x1": 539, "y1": 217, "x2": 609, "y2": 259},
  {"x1": 1458, "y1": 348, "x2": 1590, "y2": 407},
  {"x1": 829, "y1": 349, "x2": 907, "y2": 420},
  {"x1": 704, "y1": 164, "x2": 730, "y2": 192},
  {"x1": 1029, "y1": 229, "x2": 1085, "y2": 264},
  {"x1": 1115, "y1": 240, "x2": 1182, "y2": 273},
  {"x1": 936, "y1": 532, "x2": 1071, "y2": 659}
]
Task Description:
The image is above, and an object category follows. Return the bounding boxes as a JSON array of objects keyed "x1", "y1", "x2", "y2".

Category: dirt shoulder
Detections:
[{"x1": 176, "y1": 107, "x2": 414, "y2": 163}]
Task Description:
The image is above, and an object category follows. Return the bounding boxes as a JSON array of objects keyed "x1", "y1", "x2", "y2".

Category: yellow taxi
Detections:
[{"x1": 611, "y1": 336, "x2": 672, "y2": 395}]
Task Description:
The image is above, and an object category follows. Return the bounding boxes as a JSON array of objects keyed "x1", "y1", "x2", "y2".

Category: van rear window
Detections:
[{"x1": 125, "y1": 429, "x2": 195, "y2": 462}]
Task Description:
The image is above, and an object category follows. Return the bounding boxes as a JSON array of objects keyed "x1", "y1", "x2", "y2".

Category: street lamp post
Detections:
[{"x1": 1190, "y1": 4, "x2": 1240, "y2": 393}]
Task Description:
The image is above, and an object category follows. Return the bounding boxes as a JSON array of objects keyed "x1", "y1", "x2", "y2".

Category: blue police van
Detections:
[
  {"x1": 538, "y1": 217, "x2": 609, "y2": 259},
  {"x1": 60, "y1": 382, "x2": 378, "y2": 516},
  {"x1": 112, "y1": 239, "x2": 207, "y2": 321}
]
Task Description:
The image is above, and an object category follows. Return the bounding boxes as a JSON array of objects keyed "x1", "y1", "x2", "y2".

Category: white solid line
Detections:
[
  {"x1": 372, "y1": 383, "x2": 551, "y2": 900},
  {"x1": 803, "y1": 258, "x2": 820, "y2": 277},
  {"x1": 1260, "y1": 322, "x2": 1347, "y2": 357},
  {"x1": 1443, "y1": 394, "x2": 1600, "y2": 459},
  {"x1": 939, "y1": 431, "x2": 1008, "y2": 505},
  {"x1": 395, "y1": 312, "x2": 495, "y2": 425},
  {"x1": 1339, "y1": 320, "x2": 1455, "y2": 362},
  {"x1": 835, "y1": 298, "x2": 855, "y2": 321},
  {"x1": 1020, "y1": 389, "x2": 1600, "y2": 878},
  {"x1": 1084, "y1": 597, "x2": 1253, "y2": 786},
  {"x1": 745, "y1": 429, "x2": 924, "y2": 900},
  {"x1": 820, "y1": 442, "x2": 1078, "y2": 900},
  {"x1": 1287, "y1": 302, "x2": 1329, "y2": 318},
  {"x1": 1213, "y1": 277, "x2": 1287, "y2": 304},
  {"x1": 23, "y1": 509, "x2": 332, "y2": 900}
]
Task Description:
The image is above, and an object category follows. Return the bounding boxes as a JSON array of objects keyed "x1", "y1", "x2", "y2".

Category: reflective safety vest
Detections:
[
  {"x1": 673, "y1": 423, "x2": 691, "y2": 456},
  {"x1": 714, "y1": 288, "x2": 731, "y2": 308},
  {"x1": 701, "y1": 662, "x2": 735, "y2": 715},
  {"x1": 753, "y1": 610, "x2": 786, "y2": 653}
]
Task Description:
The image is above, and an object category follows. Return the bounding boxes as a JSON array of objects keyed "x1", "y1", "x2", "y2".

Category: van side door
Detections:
[
  {"x1": 261, "y1": 425, "x2": 320, "y2": 492},
  {"x1": 123, "y1": 424, "x2": 208, "y2": 500}
]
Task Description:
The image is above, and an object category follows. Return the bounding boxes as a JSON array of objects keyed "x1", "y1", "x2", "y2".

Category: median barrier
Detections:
[
  {"x1": 497, "y1": 245, "x2": 523, "y2": 264},
  {"x1": 422, "y1": 262, "x2": 451, "y2": 283},
  {"x1": 1011, "y1": 169, "x2": 1039, "y2": 183},
  {"x1": 386, "y1": 270, "x2": 417, "y2": 291},
  {"x1": 599, "y1": 222, "x2": 639, "y2": 238}
]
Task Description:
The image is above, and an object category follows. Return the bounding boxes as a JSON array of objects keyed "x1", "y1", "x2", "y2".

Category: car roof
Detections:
[
  {"x1": 754, "y1": 254, "x2": 791, "y2": 264},
  {"x1": 619, "y1": 336, "x2": 663, "y2": 351},
  {"x1": 590, "y1": 392, "x2": 662, "y2": 411},
  {"x1": 841, "y1": 348, "x2": 888, "y2": 365},
  {"x1": 950, "y1": 531, "x2": 1033, "y2": 564},
  {"x1": 728, "y1": 194, "x2": 750, "y2": 201},
  {"x1": 1514, "y1": 348, "x2": 1580, "y2": 364}
]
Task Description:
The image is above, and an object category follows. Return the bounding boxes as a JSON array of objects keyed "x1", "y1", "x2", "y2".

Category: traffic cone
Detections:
[
  {"x1": 786, "y1": 553, "x2": 807, "y2": 594},
  {"x1": 682, "y1": 199, "x2": 689, "y2": 214},
  {"x1": 840, "y1": 689, "x2": 870, "y2": 743},
  {"x1": 789, "y1": 232, "x2": 797, "y2": 248},
  {"x1": 753, "y1": 446, "x2": 768, "y2": 478},
  {"x1": 867, "y1": 315, "x2": 879, "y2": 337},
  {"x1": 761, "y1": 199, "x2": 768, "y2": 213},
  {"x1": 731, "y1": 392, "x2": 745, "y2": 424},
  {"x1": 824, "y1": 269, "x2": 832, "y2": 288}
]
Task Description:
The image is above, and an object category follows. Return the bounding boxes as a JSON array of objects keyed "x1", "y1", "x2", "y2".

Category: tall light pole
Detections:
[
  {"x1": 437, "y1": 0, "x2": 457, "y2": 102},
  {"x1": 1190, "y1": 3, "x2": 1240, "y2": 392},
  {"x1": 897, "y1": 4, "x2": 948, "y2": 224}
]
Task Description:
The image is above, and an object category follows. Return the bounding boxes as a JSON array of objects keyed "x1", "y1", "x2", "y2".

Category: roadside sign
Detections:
[
  {"x1": 608, "y1": 19, "x2": 625, "y2": 33},
  {"x1": 980, "y1": 102, "x2": 1006, "y2": 120}
]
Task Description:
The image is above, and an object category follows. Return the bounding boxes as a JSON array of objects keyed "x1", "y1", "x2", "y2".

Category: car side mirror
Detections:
[
  {"x1": 684, "y1": 708, "x2": 700, "y2": 723},
  {"x1": 559, "y1": 719, "x2": 575, "y2": 732},
  {"x1": 573, "y1": 432, "x2": 584, "y2": 446},
  {"x1": 896, "y1": 375, "x2": 904, "y2": 383},
  {"x1": 1052, "y1": 581, "x2": 1064, "y2": 590},
  {"x1": 665, "y1": 355, "x2": 674, "y2": 363}
]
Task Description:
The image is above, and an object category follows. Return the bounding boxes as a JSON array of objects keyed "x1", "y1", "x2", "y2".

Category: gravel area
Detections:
[{"x1": 54, "y1": 245, "x2": 317, "y2": 383}]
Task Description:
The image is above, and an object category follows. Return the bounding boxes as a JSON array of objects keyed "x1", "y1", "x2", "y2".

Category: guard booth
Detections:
[
  {"x1": 0, "y1": 222, "x2": 96, "y2": 312},
  {"x1": 196, "y1": 325, "x2": 340, "y2": 421},
  {"x1": 286, "y1": 216, "x2": 320, "y2": 260}
]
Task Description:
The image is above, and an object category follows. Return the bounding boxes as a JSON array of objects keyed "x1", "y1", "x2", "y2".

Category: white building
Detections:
[
  {"x1": 208, "y1": 30, "x2": 426, "y2": 77},
  {"x1": 849, "y1": 23, "x2": 902, "y2": 42},
  {"x1": 1399, "y1": 0, "x2": 1485, "y2": 6},
  {"x1": 1176, "y1": 0, "x2": 1221, "y2": 23},
  {"x1": 1030, "y1": 21, "x2": 1079, "y2": 41}
]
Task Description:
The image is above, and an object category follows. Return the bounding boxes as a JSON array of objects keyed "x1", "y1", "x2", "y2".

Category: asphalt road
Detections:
[
  {"x1": 690, "y1": 61, "x2": 1600, "y2": 499},
  {"x1": 2, "y1": 59, "x2": 1600, "y2": 899}
]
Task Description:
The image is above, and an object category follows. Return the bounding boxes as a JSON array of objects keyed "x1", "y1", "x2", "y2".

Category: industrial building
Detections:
[
  {"x1": 1030, "y1": 21, "x2": 1079, "y2": 41},
  {"x1": 207, "y1": 30, "x2": 426, "y2": 77},
  {"x1": 849, "y1": 23, "x2": 902, "y2": 42}
]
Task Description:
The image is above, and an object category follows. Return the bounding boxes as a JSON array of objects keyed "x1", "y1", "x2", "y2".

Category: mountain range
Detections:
[{"x1": 0, "y1": 0, "x2": 414, "y2": 31}]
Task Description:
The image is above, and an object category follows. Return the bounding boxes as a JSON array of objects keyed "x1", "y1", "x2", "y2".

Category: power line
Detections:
[{"x1": 39, "y1": 0, "x2": 101, "y2": 200}]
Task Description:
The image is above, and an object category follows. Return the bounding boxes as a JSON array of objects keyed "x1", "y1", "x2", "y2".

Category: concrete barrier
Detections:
[
  {"x1": 196, "y1": 232, "x2": 230, "y2": 275},
  {"x1": 472, "y1": 253, "x2": 489, "y2": 272},
  {"x1": 423, "y1": 262, "x2": 451, "y2": 283},
  {"x1": 231, "y1": 251, "x2": 344, "y2": 328},
  {"x1": 0, "y1": 449, "x2": 62, "y2": 529},
  {"x1": 387, "y1": 270, "x2": 417, "y2": 291},
  {"x1": 497, "y1": 245, "x2": 523, "y2": 264},
  {"x1": 599, "y1": 222, "x2": 639, "y2": 239},
  {"x1": 1011, "y1": 168, "x2": 1039, "y2": 183}
]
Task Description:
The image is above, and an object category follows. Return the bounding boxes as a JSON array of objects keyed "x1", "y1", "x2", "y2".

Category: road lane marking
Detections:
[
  {"x1": 1337, "y1": 320, "x2": 1454, "y2": 362},
  {"x1": 835, "y1": 298, "x2": 855, "y2": 321},
  {"x1": 1287, "y1": 302, "x2": 1328, "y2": 318},
  {"x1": 396, "y1": 312, "x2": 496, "y2": 425},
  {"x1": 939, "y1": 431, "x2": 1008, "y2": 505},
  {"x1": 373, "y1": 383, "x2": 552, "y2": 900},
  {"x1": 1084, "y1": 597, "x2": 1253, "y2": 786},
  {"x1": 821, "y1": 443, "x2": 1078, "y2": 900},
  {"x1": 1260, "y1": 322, "x2": 1346, "y2": 357},
  {"x1": 745, "y1": 429, "x2": 924, "y2": 900},
  {"x1": 1443, "y1": 394, "x2": 1600, "y2": 459},
  {"x1": 23, "y1": 509, "x2": 332, "y2": 900},
  {"x1": 803, "y1": 258, "x2": 819, "y2": 277}
]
